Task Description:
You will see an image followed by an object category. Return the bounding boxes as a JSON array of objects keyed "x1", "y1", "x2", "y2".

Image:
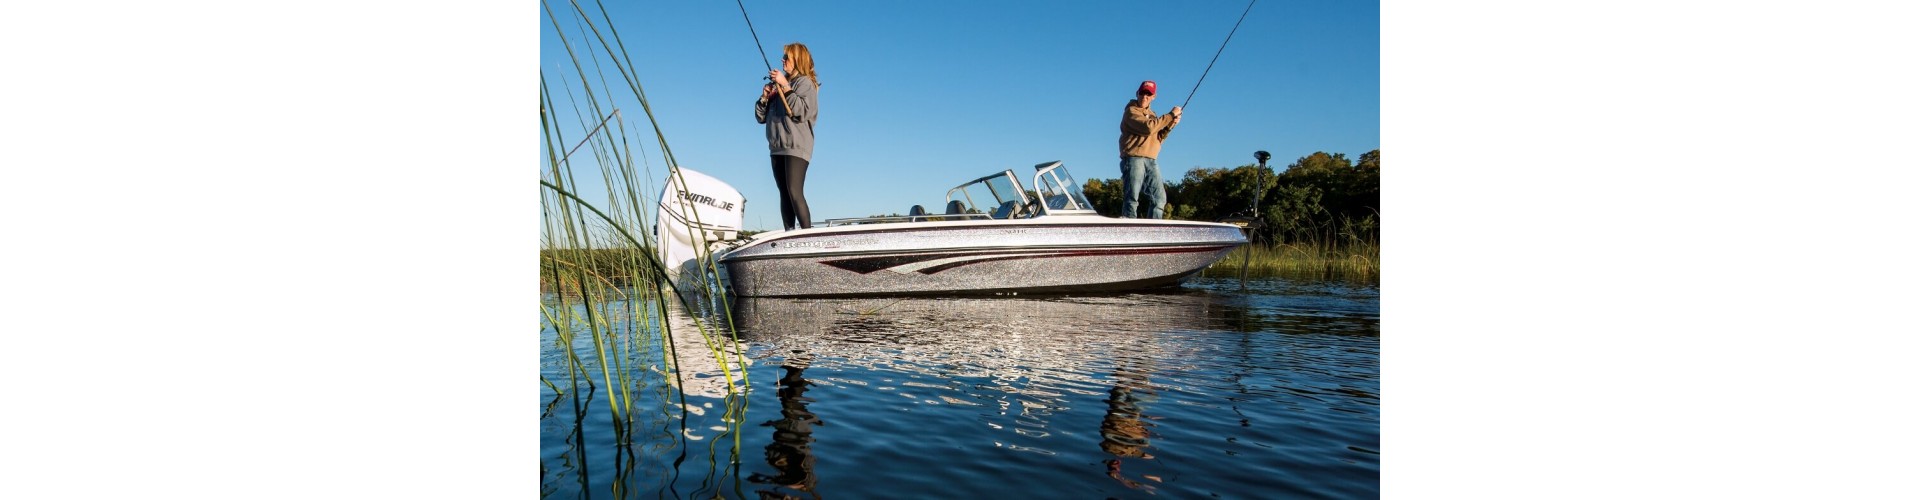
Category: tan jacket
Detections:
[{"x1": 1119, "y1": 99, "x2": 1177, "y2": 159}]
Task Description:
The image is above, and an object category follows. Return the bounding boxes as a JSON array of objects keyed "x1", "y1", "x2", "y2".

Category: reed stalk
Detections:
[{"x1": 540, "y1": 4, "x2": 754, "y2": 493}]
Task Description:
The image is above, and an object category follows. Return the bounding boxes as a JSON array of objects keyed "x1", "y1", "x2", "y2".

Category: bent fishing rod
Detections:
[
  {"x1": 734, "y1": 0, "x2": 794, "y2": 113},
  {"x1": 1182, "y1": 0, "x2": 1258, "y2": 110}
]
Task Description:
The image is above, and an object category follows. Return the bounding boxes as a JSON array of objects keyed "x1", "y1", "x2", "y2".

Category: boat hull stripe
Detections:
[{"x1": 819, "y1": 245, "x2": 1234, "y2": 275}]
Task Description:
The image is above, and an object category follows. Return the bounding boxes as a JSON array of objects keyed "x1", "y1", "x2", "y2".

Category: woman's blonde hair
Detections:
[{"x1": 784, "y1": 43, "x2": 818, "y2": 86}]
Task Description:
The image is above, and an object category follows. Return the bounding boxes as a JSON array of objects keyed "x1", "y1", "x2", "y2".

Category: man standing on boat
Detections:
[{"x1": 1118, "y1": 80, "x2": 1181, "y2": 219}]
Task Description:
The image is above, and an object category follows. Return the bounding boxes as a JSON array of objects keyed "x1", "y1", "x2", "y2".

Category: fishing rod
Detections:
[
  {"x1": 733, "y1": 0, "x2": 794, "y2": 113},
  {"x1": 735, "y1": 0, "x2": 775, "y2": 73},
  {"x1": 1182, "y1": 0, "x2": 1257, "y2": 109}
]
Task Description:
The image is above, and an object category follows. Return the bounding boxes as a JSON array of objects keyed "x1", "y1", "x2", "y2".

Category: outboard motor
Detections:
[{"x1": 654, "y1": 167, "x2": 745, "y2": 288}]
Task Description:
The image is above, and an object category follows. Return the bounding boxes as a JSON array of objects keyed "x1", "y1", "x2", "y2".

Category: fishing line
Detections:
[{"x1": 1182, "y1": 0, "x2": 1257, "y2": 109}]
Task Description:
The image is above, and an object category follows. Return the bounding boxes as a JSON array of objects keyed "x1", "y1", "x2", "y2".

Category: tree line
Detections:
[{"x1": 1081, "y1": 149, "x2": 1379, "y2": 246}]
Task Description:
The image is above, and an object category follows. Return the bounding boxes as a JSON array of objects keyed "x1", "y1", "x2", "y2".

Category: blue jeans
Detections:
[{"x1": 1119, "y1": 156, "x2": 1164, "y2": 219}]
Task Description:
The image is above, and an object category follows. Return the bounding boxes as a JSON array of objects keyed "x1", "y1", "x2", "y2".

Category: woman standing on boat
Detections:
[{"x1": 755, "y1": 42, "x2": 821, "y2": 231}]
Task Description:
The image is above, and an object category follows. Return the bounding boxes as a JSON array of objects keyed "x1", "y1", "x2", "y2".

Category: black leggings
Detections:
[{"x1": 770, "y1": 155, "x2": 811, "y2": 230}]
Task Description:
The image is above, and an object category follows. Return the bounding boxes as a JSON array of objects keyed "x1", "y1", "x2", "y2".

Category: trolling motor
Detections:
[
  {"x1": 1228, "y1": 150, "x2": 1274, "y2": 291},
  {"x1": 1220, "y1": 150, "x2": 1273, "y2": 230},
  {"x1": 1252, "y1": 150, "x2": 1271, "y2": 219}
]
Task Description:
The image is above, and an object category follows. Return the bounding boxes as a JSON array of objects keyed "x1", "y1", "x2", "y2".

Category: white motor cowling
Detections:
[{"x1": 655, "y1": 167, "x2": 745, "y2": 286}]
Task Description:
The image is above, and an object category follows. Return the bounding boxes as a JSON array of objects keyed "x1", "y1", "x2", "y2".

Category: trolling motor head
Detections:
[{"x1": 1254, "y1": 150, "x2": 1271, "y2": 167}]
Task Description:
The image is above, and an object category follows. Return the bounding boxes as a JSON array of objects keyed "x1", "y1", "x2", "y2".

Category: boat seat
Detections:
[
  {"x1": 909, "y1": 205, "x2": 928, "y2": 217},
  {"x1": 990, "y1": 199, "x2": 1026, "y2": 219},
  {"x1": 944, "y1": 200, "x2": 967, "y2": 215},
  {"x1": 1046, "y1": 194, "x2": 1071, "y2": 210}
]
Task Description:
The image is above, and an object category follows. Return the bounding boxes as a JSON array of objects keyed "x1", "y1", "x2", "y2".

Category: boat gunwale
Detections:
[
  {"x1": 716, "y1": 241, "x2": 1240, "y2": 264},
  {"x1": 738, "y1": 217, "x2": 1247, "y2": 243}
]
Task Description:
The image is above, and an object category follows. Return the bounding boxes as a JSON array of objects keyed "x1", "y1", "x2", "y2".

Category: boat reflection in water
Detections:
[
  {"x1": 660, "y1": 301, "x2": 752, "y2": 401},
  {"x1": 728, "y1": 290, "x2": 1244, "y2": 496}
]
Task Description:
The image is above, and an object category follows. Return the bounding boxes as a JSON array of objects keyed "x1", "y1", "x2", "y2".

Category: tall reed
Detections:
[{"x1": 539, "y1": 0, "x2": 752, "y2": 493}]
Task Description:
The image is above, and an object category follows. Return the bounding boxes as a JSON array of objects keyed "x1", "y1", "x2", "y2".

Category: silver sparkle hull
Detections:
[{"x1": 717, "y1": 217, "x2": 1245, "y2": 297}]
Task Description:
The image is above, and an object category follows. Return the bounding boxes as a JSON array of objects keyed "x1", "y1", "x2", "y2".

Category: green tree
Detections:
[
  {"x1": 1166, "y1": 164, "x2": 1277, "y2": 223},
  {"x1": 1268, "y1": 150, "x2": 1378, "y2": 244},
  {"x1": 1356, "y1": 149, "x2": 1379, "y2": 170},
  {"x1": 1264, "y1": 183, "x2": 1326, "y2": 243},
  {"x1": 1080, "y1": 178, "x2": 1124, "y2": 217},
  {"x1": 1081, "y1": 148, "x2": 1378, "y2": 246}
]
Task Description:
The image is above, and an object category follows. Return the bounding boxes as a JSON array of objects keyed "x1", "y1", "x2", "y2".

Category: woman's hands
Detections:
[{"x1": 768, "y1": 69, "x2": 790, "y2": 92}]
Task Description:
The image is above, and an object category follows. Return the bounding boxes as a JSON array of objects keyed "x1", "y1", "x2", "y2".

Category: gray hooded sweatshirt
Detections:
[{"x1": 754, "y1": 75, "x2": 818, "y2": 161}]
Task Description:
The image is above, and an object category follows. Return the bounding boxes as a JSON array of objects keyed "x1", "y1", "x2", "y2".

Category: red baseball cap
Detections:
[{"x1": 1137, "y1": 80, "x2": 1156, "y2": 96}]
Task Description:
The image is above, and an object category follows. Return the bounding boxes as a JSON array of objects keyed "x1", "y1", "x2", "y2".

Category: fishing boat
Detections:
[{"x1": 655, "y1": 161, "x2": 1246, "y2": 297}]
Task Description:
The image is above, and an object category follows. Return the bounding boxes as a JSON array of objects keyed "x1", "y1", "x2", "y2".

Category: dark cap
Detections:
[{"x1": 1137, "y1": 80, "x2": 1156, "y2": 96}]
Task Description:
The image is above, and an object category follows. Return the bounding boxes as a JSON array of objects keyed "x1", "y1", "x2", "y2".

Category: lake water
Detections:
[{"x1": 540, "y1": 274, "x2": 1379, "y2": 498}]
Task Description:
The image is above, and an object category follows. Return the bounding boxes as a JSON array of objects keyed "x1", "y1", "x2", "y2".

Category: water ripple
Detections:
[{"x1": 544, "y1": 278, "x2": 1379, "y2": 498}]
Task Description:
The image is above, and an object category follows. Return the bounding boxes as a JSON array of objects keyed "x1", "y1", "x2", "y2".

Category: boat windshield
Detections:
[
  {"x1": 946, "y1": 170, "x2": 1031, "y2": 219},
  {"x1": 817, "y1": 161, "x2": 1104, "y2": 226},
  {"x1": 1032, "y1": 161, "x2": 1096, "y2": 215}
]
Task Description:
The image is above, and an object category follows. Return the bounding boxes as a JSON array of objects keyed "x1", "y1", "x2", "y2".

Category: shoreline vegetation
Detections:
[
  {"x1": 539, "y1": 248, "x2": 653, "y2": 293},
  {"x1": 1203, "y1": 241, "x2": 1379, "y2": 280}
]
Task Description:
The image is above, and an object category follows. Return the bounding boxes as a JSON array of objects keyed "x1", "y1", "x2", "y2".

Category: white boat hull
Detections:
[
  {"x1": 718, "y1": 219, "x2": 1244, "y2": 297},
  {"x1": 657, "y1": 163, "x2": 1248, "y2": 298}
]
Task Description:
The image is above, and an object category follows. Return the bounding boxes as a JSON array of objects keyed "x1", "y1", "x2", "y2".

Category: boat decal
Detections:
[
  {"x1": 819, "y1": 245, "x2": 1233, "y2": 275},
  {"x1": 888, "y1": 253, "x2": 1049, "y2": 274},
  {"x1": 818, "y1": 254, "x2": 947, "y2": 274}
]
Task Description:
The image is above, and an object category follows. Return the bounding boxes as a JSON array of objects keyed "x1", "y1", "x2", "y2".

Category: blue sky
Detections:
[{"x1": 541, "y1": 0, "x2": 1379, "y2": 231}]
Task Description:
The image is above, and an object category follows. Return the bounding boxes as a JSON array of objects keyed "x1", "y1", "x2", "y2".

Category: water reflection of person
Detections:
[
  {"x1": 1099, "y1": 366, "x2": 1159, "y2": 493},
  {"x1": 750, "y1": 355, "x2": 822, "y2": 500}
]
